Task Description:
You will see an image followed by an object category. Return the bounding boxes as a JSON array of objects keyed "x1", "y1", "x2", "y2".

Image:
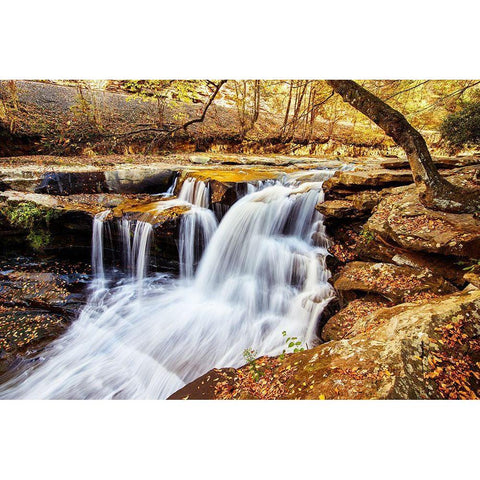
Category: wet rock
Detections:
[
  {"x1": 35, "y1": 171, "x2": 108, "y2": 195},
  {"x1": 33, "y1": 168, "x2": 176, "y2": 195},
  {"x1": 168, "y1": 368, "x2": 238, "y2": 400},
  {"x1": 209, "y1": 179, "x2": 247, "y2": 208},
  {"x1": 333, "y1": 261, "x2": 457, "y2": 303},
  {"x1": 0, "y1": 261, "x2": 89, "y2": 371},
  {"x1": 172, "y1": 289, "x2": 480, "y2": 399},
  {"x1": 0, "y1": 270, "x2": 82, "y2": 312},
  {"x1": 113, "y1": 200, "x2": 192, "y2": 271},
  {"x1": 315, "y1": 297, "x2": 341, "y2": 337},
  {"x1": 104, "y1": 168, "x2": 175, "y2": 194},
  {"x1": 0, "y1": 307, "x2": 69, "y2": 361}
]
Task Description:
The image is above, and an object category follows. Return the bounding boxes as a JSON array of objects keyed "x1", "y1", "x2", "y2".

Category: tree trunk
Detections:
[{"x1": 325, "y1": 80, "x2": 480, "y2": 213}]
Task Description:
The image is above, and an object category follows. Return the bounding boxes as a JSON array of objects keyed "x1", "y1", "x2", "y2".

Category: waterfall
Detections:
[
  {"x1": 130, "y1": 221, "x2": 153, "y2": 282},
  {"x1": 178, "y1": 177, "x2": 210, "y2": 208},
  {"x1": 120, "y1": 217, "x2": 133, "y2": 272},
  {"x1": 0, "y1": 170, "x2": 336, "y2": 400},
  {"x1": 179, "y1": 207, "x2": 218, "y2": 279},
  {"x1": 91, "y1": 210, "x2": 111, "y2": 282}
]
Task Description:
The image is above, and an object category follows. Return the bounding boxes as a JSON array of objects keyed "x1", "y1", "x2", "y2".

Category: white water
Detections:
[
  {"x1": 91, "y1": 209, "x2": 111, "y2": 285},
  {"x1": 0, "y1": 170, "x2": 336, "y2": 399},
  {"x1": 178, "y1": 177, "x2": 210, "y2": 208},
  {"x1": 179, "y1": 208, "x2": 218, "y2": 279}
]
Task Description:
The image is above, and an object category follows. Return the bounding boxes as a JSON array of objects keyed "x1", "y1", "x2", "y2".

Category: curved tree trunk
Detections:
[{"x1": 325, "y1": 80, "x2": 480, "y2": 213}]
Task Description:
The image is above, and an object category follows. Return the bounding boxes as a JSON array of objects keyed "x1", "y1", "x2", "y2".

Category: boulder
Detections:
[
  {"x1": 104, "y1": 168, "x2": 175, "y2": 194},
  {"x1": 380, "y1": 156, "x2": 480, "y2": 170},
  {"x1": 365, "y1": 188, "x2": 480, "y2": 258},
  {"x1": 0, "y1": 264, "x2": 88, "y2": 373},
  {"x1": 333, "y1": 261, "x2": 457, "y2": 303},
  {"x1": 323, "y1": 168, "x2": 413, "y2": 193},
  {"x1": 316, "y1": 199, "x2": 359, "y2": 219},
  {"x1": 321, "y1": 294, "x2": 393, "y2": 341},
  {"x1": 35, "y1": 171, "x2": 108, "y2": 195},
  {"x1": 169, "y1": 288, "x2": 480, "y2": 399}
]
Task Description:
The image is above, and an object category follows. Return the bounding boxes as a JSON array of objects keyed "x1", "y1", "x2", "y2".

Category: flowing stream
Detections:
[{"x1": 0, "y1": 169, "x2": 336, "y2": 399}]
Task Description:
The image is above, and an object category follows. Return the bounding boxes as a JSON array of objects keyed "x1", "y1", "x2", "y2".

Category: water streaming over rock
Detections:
[
  {"x1": 178, "y1": 177, "x2": 210, "y2": 208},
  {"x1": 91, "y1": 209, "x2": 112, "y2": 284},
  {"x1": 179, "y1": 208, "x2": 218, "y2": 279},
  {"x1": 0, "y1": 170, "x2": 336, "y2": 399}
]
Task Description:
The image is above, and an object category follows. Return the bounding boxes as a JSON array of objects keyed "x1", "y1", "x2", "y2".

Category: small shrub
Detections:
[
  {"x1": 279, "y1": 330, "x2": 305, "y2": 360},
  {"x1": 440, "y1": 102, "x2": 480, "y2": 149},
  {"x1": 360, "y1": 228, "x2": 375, "y2": 243},
  {"x1": 243, "y1": 348, "x2": 263, "y2": 382},
  {"x1": 2, "y1": 202, "x2": 59, "y2": 250},
  {"x1": 27, "y1": 231, "x2": 51, "y2": 251}
]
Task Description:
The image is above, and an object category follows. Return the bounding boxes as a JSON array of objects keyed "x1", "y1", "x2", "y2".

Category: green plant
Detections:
[
  {"x1": 6, "y1": 202, "x2": 45, "y2": 229},
  {"x1": 461, "y1": 259, "x2": 480, "y2": 273},
  {"x1": 243, "y1": 348, "x2": 263, "y2": 382},
  {"x1": 360, "y1": 228, "x2": 375, "y2": 243},
  {"x1": 440, "y1": 102, "x2": 480, "y2": 149},
  {"x1": 27, "y1": 230, "x2": 51, "y2": 251},
  {"x1": 2, "y1": 202, "x2": 59, "y2": 251},
  {"x1": 279, "y1": 330, "x2": 305, "y2": 360}
]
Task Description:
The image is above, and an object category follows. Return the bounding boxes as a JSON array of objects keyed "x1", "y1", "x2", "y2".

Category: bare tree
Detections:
[{"x1": 326, "y1": 80, "x2": 480, "y2": 213}]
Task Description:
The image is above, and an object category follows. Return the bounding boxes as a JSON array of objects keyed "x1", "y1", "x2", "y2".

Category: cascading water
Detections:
[
  {"x1": 91, "y1": 209, "x2": 111, "y2": 284},
  {"x1": 178, "y1": 177, "x2": 210, "y2": 208},
  {"x1": 179, "y1": 208, "x2": 218, "y2": 279},
  {"x1": 0, "y1": 170, "x2": 336, "y2": 399}
]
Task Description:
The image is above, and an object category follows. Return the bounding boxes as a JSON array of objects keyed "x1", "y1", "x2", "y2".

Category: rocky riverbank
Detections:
[
  {"x1": 169, "y1": 158, "x2": 480, "y2": 400},
  {"x1": 1, "y1": 153, "x2": 480, "y2": 397}
]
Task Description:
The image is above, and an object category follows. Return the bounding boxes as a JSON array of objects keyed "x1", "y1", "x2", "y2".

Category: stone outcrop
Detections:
[
  {"x1": 365, "y1": 188, "x2": 480, "y2": 258},
  {"x1": 34, "y1": 168, "x2": 175, "y2": 195},
  {"x1": 35, "y1": 171, "x2": 108, "y2": 195},
  {"x1": 321, "y1": 294, "x2": 392, "y2": 341},
  {"x1": 169, "y1": 288, "x2": 480, "y2": 399},
  {"x1": 0, "y1": 264, "x2": 88, "y2": 374},
  {"x1": 380, "y1": 156, "x2": 480, "y2": 170},
  {"x1": 324, "y1": 168, "x2": 413, "y2": 193},
  {"x1": 112, "y1": 199, "x2": 192, "y2": 270},
  {"x1": 333, "y1": 261, "x2": 457, "y2": 303},
  {"x1": 104, "y1": 168, "x2": 175, "y2": 194}
]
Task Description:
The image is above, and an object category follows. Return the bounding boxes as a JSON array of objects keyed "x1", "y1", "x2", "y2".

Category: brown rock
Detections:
[
  {"x1": 333, "y1": 261, "x2": 457, "y2": 302},
  {"x1": 323, "y1": 168, "x2": 413, "y2": 192},
  {"x1": 464, "y1": 272, "x2": 480, "y2": 289},
  {"x1": 366, "y1": 188, "x2": 480, "y2": 258},
  {"x1": 171, "y1": 289, "x2": 480, "y2": 399},
  {"x1": 321, "y1": 294, "x2": 392, "y2": 341},
  {"x1": 316, "y1": 199, "x2": 359, "y2": 219}
]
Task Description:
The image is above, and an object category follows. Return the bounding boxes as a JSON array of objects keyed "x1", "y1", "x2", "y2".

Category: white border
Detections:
[{"x1": 1, "y1": 1, "x2": 479, "y2": 478}]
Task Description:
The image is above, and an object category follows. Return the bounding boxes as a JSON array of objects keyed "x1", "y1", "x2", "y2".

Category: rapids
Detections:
[{"x1": 0, "y1": 170, "x2": 336, "y2": 399}]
